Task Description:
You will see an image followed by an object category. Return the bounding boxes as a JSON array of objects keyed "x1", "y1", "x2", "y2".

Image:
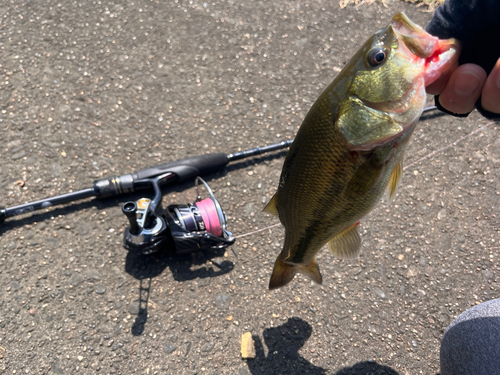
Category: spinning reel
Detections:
[{"x1": 121, "y1": 174, "x2": 235, "y2": 255}]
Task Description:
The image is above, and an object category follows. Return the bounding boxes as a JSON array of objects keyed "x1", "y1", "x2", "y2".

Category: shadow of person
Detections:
[
  {"x1": 334, "y1": 361, "x2": 400, "y2": 375},
  {"x1": 246, "y1": 317, "x2": 327, "y2": 375}
]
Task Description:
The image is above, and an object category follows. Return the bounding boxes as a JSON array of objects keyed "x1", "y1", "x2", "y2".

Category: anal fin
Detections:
[
  {"x1": 328, "y1": 222, "x2": 361, "y2": 259},
  {"x1": 263, "y1": 193, "x2": 279, "y2": 218}
]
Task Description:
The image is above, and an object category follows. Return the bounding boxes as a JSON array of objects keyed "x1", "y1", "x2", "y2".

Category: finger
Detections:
[
  {"x1": 438, "y1": 64, "x2": 487, "y2": 114},
  {"x1": 426, "y1": 60, "x2": 457, "y2": 96},
  {"x1": 480, "y1": 58, "x2": 500, "y2": 114}
]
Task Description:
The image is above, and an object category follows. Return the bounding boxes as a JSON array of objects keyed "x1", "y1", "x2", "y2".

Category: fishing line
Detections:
[
  {"x1": 234, "y1": 223, "x2": 281, "y2": 239},
  {"x1": 403, "y1": 121, "x2": 495, "y2": 171},
  {"x1": 233, "y1": 121, "x2": 496, "y2": 240}
]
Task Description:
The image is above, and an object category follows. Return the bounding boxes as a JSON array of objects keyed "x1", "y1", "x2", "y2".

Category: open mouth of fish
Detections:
[
  {"x1": 364, "y1": 14, "x2": 459, "y2": 117},
  {"x1": 391, "y1": 12, "x2": 460, "y2": 87},
  {"x1": 338, "y1": 12, "x2": 460, "y2": 152}
]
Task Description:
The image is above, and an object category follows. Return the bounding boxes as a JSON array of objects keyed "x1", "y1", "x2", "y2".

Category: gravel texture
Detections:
[{"x1": 1, "y1": 0, "x2": 499, "y2": 374}]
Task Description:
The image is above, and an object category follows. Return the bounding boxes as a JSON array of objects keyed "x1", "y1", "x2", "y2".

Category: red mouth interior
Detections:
[{"x1": 425, "y1": 47, "x2": 445, "y2": 68}]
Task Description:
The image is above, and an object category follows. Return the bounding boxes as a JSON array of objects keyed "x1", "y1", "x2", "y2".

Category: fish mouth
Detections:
[
  {"x1": 362, "y1": 12, "x2": 460, "y2": 115},
  {"x1": 391, "y1": 12, "x2": 460, "y2": 86},
  {"x1": 420, "y1": 39, "x2": 460, "y2": 86},
  {"x1": 391, "y1": 12, "x2": 439, "y2": 59}
]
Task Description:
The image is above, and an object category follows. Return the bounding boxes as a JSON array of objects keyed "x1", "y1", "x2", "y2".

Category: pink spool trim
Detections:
[{"x1": 196, "y1": 198, "x2": 222, "y2": 237}]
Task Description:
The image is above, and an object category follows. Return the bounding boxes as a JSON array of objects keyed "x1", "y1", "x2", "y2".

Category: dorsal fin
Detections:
[
  {"x1": 263, "y1": 193, "x2": 279, "y2": 218},
  {"x1": 328, "y1": 222, "x2": 361, "y2": 259}
]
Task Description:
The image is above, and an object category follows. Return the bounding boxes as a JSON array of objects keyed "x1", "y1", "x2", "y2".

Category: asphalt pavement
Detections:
[{"x1": 1, "y1": 0, "x2": 499, "y2": 374}]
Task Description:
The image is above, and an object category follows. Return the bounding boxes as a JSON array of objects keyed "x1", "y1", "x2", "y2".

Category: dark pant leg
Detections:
[{"x1": 440, "y1": 298, "x2": 500, "y2": 375}]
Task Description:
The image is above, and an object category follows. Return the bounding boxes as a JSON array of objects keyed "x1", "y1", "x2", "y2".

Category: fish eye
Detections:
[{"x1": 367, "y1": 47, "x2": 388, "y2": 67}]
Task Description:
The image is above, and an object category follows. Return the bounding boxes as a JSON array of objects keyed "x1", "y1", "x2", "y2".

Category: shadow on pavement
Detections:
[
  {"x1": 334, "y1": 361, "x2": 400, "y2": 375},
  {"x1": 244, "y1": 317, "x2": 401, "y2": 375},
  {"x1": 124, "y1": 246, "x2": 234, "y2": 336},
  {"x1": 246, "y1": 317, "x2": 327, "y2": 375},
  {"x1": 124, "y1": 244, "x2": 233, "y2": 281}
]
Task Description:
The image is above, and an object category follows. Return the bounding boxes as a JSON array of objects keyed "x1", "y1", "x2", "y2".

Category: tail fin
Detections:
[
  {"x1": 269, "y1": 257, "x2": 322, "y2": 290},
  {"x1": 299, "y1": 259, "x2": 323, "y2": 286}
]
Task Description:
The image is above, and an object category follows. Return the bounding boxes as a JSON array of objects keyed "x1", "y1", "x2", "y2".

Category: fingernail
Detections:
[{"x1": 454, "y1": 72, "x2": 482, "y2": 96}]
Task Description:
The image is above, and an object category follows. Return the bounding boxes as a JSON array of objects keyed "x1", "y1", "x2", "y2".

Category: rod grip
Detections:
[{"x1": 132, "y1": 153, "x2": 229, "y2": 182}]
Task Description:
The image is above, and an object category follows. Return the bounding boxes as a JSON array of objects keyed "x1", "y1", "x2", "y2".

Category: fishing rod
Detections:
[
  {"x1": 0, "y1": 139, "x2": 293, "y2": 256},
  {"x1": 0, "y1": 139, "x2": 292, "y2": 224},
  {"x1": 0, "y1": 105, "x2": 437, "y2": 255}
]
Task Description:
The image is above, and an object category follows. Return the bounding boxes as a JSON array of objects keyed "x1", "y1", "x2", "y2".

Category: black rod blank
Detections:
[{"x1": 1, "y1": 188, "x2": 95, "y2": 221}]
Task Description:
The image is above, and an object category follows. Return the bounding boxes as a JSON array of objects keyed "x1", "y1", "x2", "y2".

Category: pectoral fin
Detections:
[
  {"x1": 269, "y1": 257, "x2": 322, "y2": 290},
  {"x1": 263, "y1": 194, "x2": 279, "y2": 218},
  {"x1": 328, "y1": 223, "x2": 361, "y2": 259},
  {"x1": 387, "y1": 159, "x2": 403, "y2": 201},
  {"x1": 344, "y1": 156, "x2": 383, "y2": 198}
]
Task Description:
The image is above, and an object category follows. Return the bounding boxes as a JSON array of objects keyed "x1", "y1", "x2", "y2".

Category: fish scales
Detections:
[
  {"x1": 280, "y1": 114, "x2": 411, "y2": 265},
  {"x1": 264, "y1": 12, "x2": 460, "y2": 289}
]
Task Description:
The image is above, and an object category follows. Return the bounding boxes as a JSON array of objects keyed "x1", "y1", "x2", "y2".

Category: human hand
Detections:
[{"x1": 426, "y1": 58, "x2": 500, "y2": 115}]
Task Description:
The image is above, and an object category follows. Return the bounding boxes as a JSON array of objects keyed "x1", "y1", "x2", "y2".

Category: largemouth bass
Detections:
[{"x1": 264, "y1": 13, "x2": 459, "y2": 289}]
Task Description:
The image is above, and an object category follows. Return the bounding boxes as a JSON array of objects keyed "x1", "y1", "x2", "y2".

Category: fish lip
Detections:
[
  {"x1": 391, "y1": 12, "x2": 424, "y2": 34},
  {"x1": 390, "y1": 12, "x2": 439, "y2": 58}
]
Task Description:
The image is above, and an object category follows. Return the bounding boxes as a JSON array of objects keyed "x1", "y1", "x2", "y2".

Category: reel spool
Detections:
[
  {"x1": 122, "y1": 176, "x2": 234, "y2": 255},
  {"x1": 165, "y1": 177, "x2": 234, "y2": 255}
]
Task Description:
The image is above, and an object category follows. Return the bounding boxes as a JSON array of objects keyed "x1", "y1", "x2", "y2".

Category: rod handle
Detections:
[{"x1": 132, "y1": 153, "x2": 230, "y2": 182}]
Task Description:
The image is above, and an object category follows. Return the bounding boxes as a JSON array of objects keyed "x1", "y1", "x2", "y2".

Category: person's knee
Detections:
[{"x1": 441, "y1": 299, "x2": 500, "y2": 375}]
